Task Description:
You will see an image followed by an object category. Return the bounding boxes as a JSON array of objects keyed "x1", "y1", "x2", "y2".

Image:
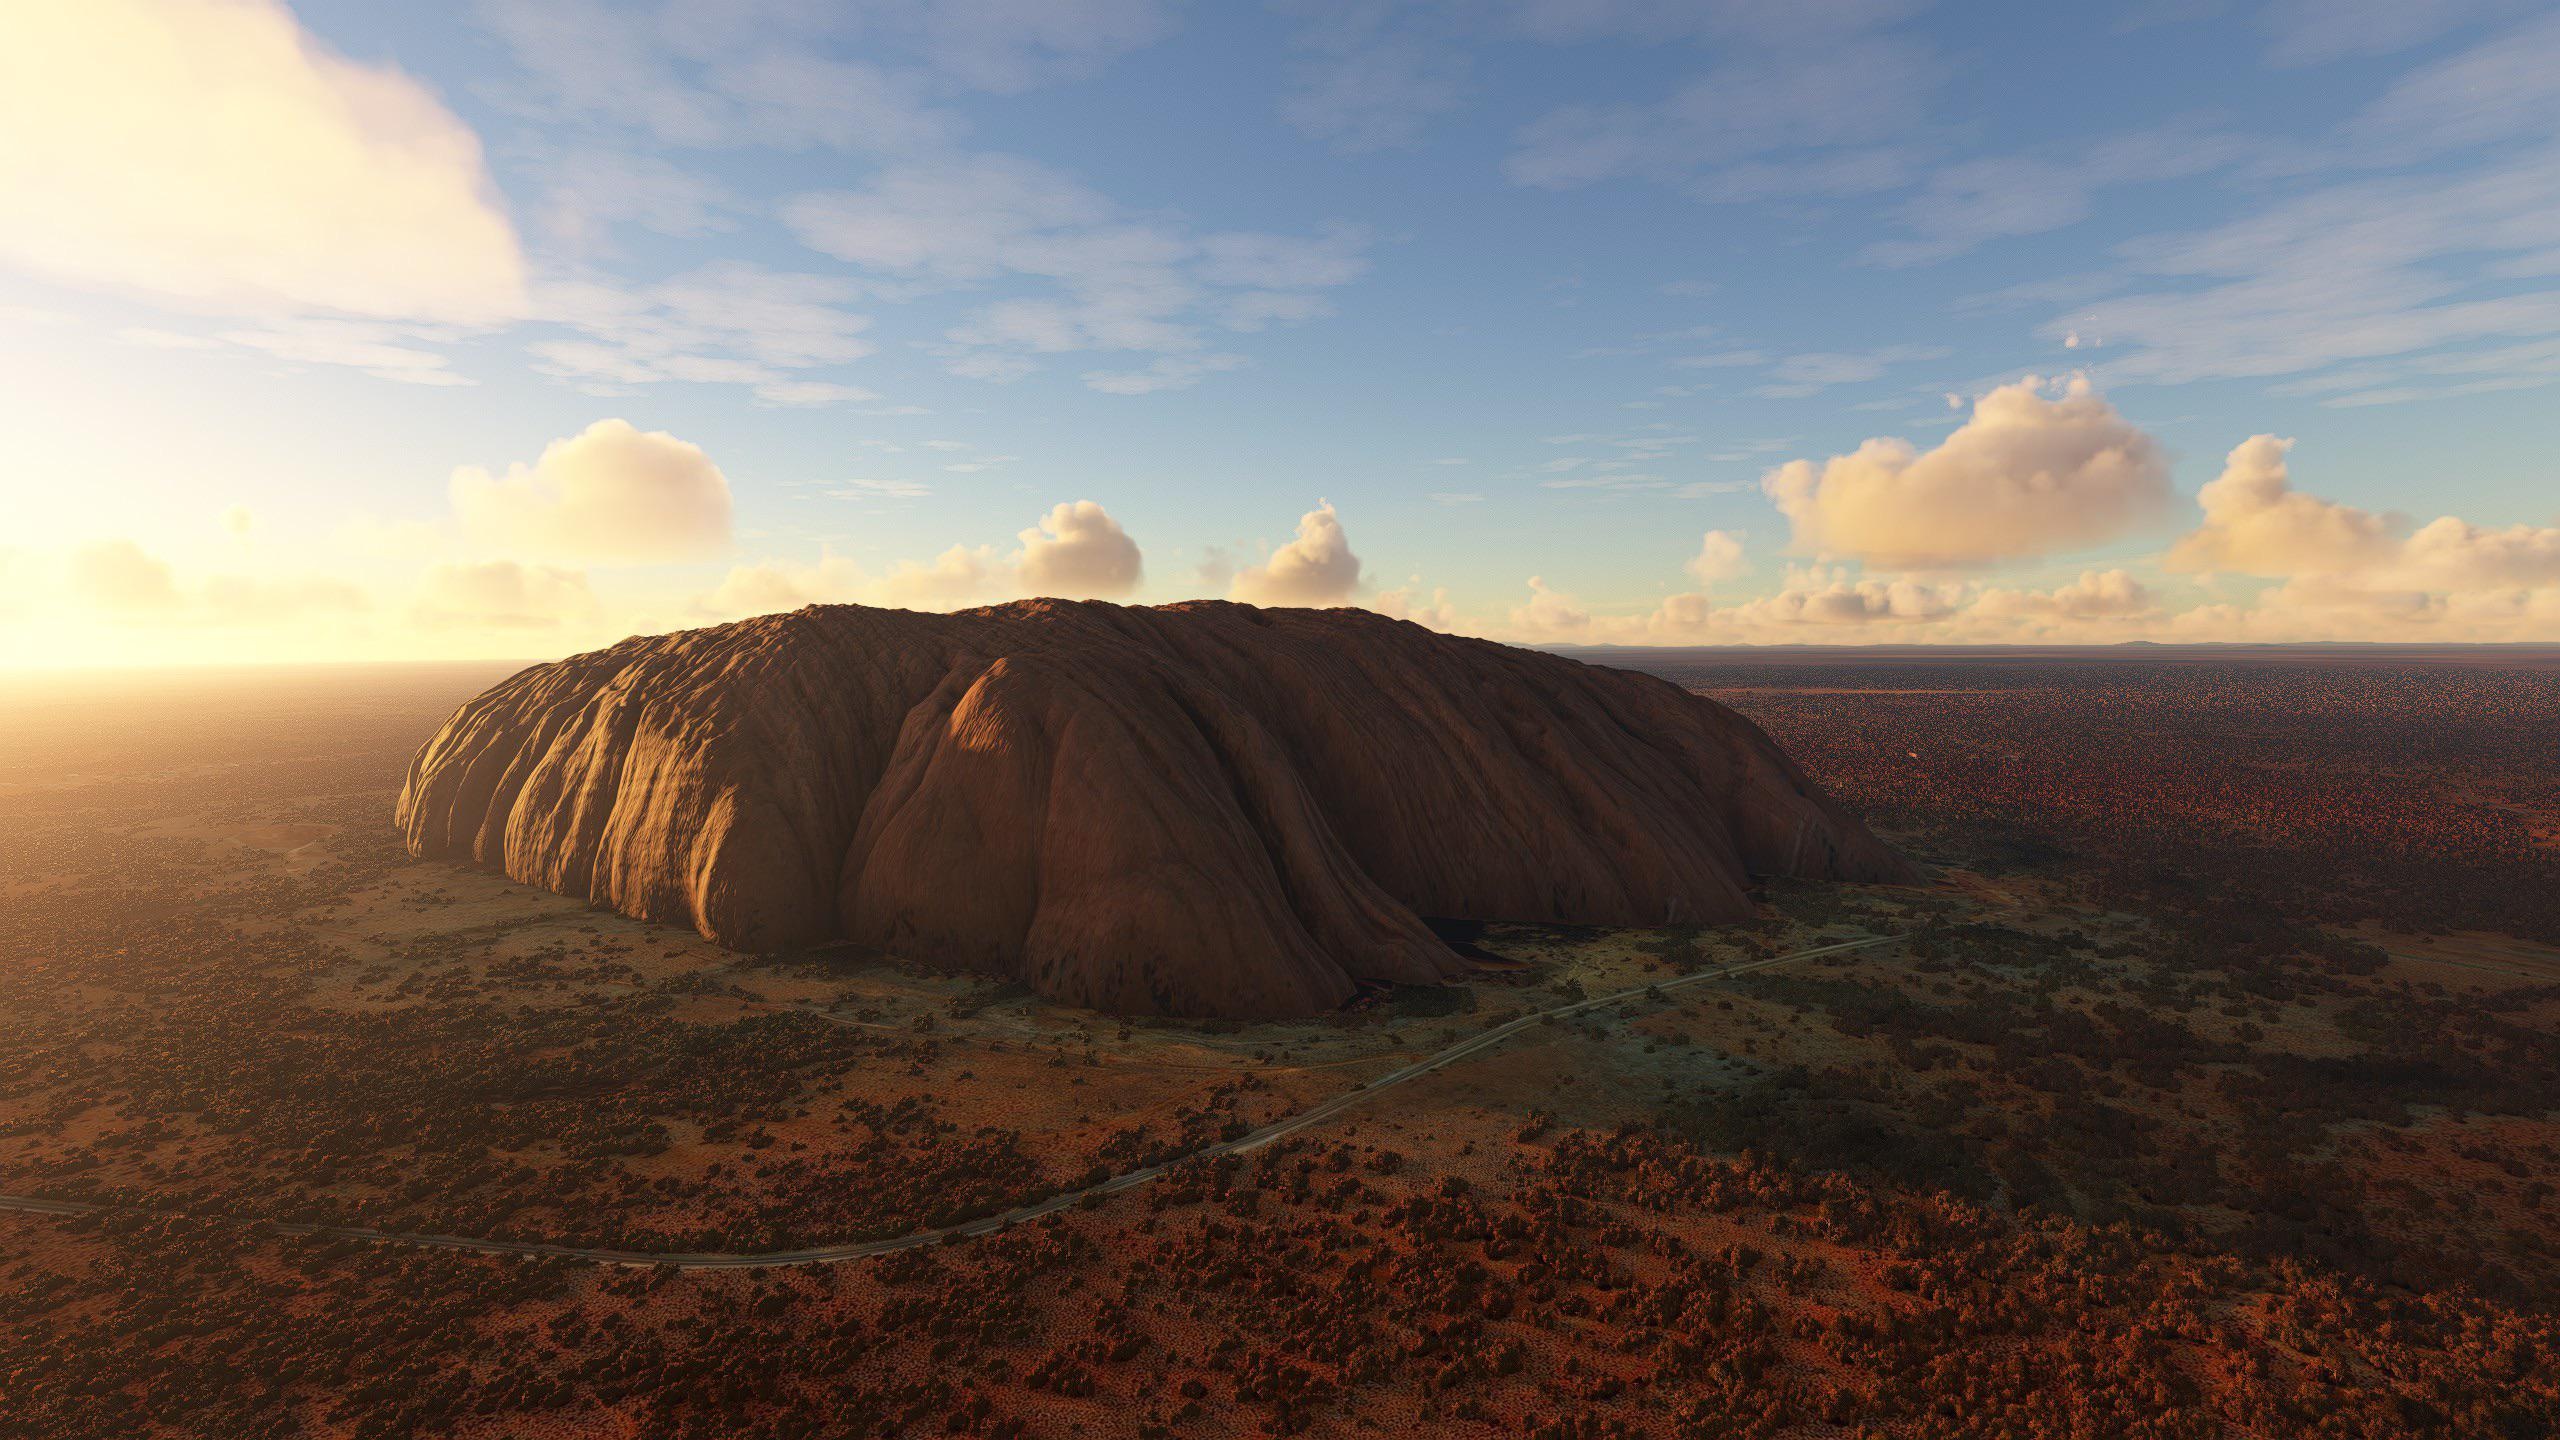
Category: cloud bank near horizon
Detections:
[{"x1": 15, "y1": 376, "x2": 2558, "y2": 670}]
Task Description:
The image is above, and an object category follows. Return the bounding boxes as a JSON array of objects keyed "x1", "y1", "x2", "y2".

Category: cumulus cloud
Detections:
[
  {"x1": 1372, "y1": 584, "x2": 1460, "y2": 631},
  {"x1": 1970, "y1": 569, "x2": 2156, "y2": 622},
  {"x1": 414, "y1": 561, "x2": 597, "y2": 630},
  {"x1": 0, "y1": 0, "x2": 525, "y2": 322},
  {"x1": 1491, "y1": 576, "x2": 1722, "y2": 647},
  {"x1": 2167, "y1": 435, "x2": 2402, "y2": 578},
  {"x1": 1763, "y1": 375, "x2": 2168, "y2": 569},
  {"x1": 2158, "y1": 434, "x2": 2560, "y2": 638},
  {"x1": 452, "y1": 420, "x2": 733, "y2": 564},
  {"x1": 701, "y1": 559, "x2": 848, "y2": 618},
  {"x1": 703, "y1": 546, "x2": 1003, "y2": 617},
  {"x1": 862, "y1": 545, "x2": 1007, "y2": 609},
  {"x1": 1643, "y1": 592, "x2": 1716, "y2": 638},
  {"x1": 1479, "y1": 559, "x2": 2169, "y2": 646},
  {"x1": 1509, "y1": 576, "x2": 1593, "y2": 638},
  {"x1": 699, "y1": 500, "x2": 1148, "y2": 619},
  {"x1": 1685, "y1": 530, "x2": 1747, "y2": 585},
  {"x1": 57, "y1": 539, "x2": 370, "y2": 630},
  {"x1": 1231, "y1": 502, "x2": 1364, "y2": 607},
  {"x1": 2397, "y1": 515, "x2": 2560, "y2": 590},
  {"x1": 69, "y1": 540, "x2": 182, "y2": 616},
  {"x1": 1410, "y1": 429, "x2": 2552, "y2": 644},
  {"x1": 1016, "y1": 501, "x2": 1144, "y2": 599},
  {"x1": 1719, "y1": 568, "x2": 1969, "y2": 627}
]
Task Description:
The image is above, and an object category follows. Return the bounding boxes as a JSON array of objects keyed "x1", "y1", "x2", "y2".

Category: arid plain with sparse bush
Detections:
[{"x1": 4, "y1": 651, "x2": 2555, "y2": 1438}]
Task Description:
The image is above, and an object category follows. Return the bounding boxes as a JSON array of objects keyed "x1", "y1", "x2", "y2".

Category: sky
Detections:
[{"x1": 2, "y1": 0, "x2": 2557, "y2": 668}]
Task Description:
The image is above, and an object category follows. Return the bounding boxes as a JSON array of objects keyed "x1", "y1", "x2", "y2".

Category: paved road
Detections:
[{"x1": 0, "y1": 932, "x2": 1900, "y2": 1270}]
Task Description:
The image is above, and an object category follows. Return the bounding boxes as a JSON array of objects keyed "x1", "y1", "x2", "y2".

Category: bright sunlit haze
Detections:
[{"x1": 3, "y1": 0, "x2": 2557, "y2": 668}]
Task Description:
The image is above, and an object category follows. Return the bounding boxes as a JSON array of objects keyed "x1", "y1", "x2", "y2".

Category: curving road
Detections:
[{"x1": 0, "y1": 933, "x2": 1899, "y2": 1270}]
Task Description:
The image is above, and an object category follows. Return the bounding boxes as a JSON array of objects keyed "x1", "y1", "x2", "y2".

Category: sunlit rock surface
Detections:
[{"x1": 397, "y1": 600, "x2": 1913, "y2": 1016}]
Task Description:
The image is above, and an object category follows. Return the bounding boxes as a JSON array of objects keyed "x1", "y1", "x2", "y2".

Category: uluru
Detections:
[{"x1": 396, "y1": 600, "x2": 1913, "y2": 1018}]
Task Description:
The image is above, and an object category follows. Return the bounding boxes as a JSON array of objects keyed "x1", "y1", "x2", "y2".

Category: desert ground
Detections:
[{"x1": 3, "y1": 650, "x2": 2556, "y2": 1438}]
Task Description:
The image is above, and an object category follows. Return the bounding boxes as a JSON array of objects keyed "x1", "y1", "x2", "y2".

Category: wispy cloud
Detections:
[{"x1": 785, "y1": 155, "x2": 1367, "y2": 387}]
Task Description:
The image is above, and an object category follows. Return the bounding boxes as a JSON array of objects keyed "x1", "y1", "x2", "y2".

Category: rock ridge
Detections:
[{"x1": 397, "y1": 599, "x2": 1913, "y2": 1017}]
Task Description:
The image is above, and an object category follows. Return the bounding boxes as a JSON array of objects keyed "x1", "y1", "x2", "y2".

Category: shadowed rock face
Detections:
[{"x1": 396, "y1": 600, "x2": 1914, "y2": 1017}]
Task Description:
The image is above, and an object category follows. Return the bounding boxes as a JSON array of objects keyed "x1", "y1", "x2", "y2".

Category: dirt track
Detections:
[{"x1": 0, "y1": 932, "x2": 1901, "y2": 1269}]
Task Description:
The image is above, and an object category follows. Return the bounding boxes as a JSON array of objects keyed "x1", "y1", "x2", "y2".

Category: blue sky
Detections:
[{"x1": 3, "y1": 0, "x2": 2557, "y2": 664}]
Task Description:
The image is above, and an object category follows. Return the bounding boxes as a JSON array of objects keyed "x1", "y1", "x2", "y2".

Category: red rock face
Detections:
[{"x1": 397, "y1": 600, "x2": 1914, "y2": 1017}]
